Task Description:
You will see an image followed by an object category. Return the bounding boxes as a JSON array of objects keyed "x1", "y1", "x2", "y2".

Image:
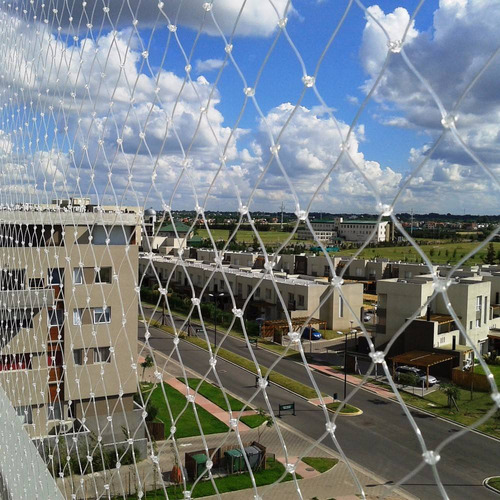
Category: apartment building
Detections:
[
  {"x1": 139, "y1": 254, "x2": 363, "y2": 331},
  {"x1": 338, "y1": 220, "x2": 391, "y2": 243},
  {"x1": 376, "y1": 275, "x2": 491, "y2": 354},
  {"x1": 296, "y1": 219, "x2": 341, "y2": 242},
  {"x1": 0, "y1": 210, "x2": 141, "y2": 445}
]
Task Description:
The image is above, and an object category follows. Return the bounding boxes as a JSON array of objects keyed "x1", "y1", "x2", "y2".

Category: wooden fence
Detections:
[{"x1": 451, "y1": 367, "x2": 491, "y2": 392}]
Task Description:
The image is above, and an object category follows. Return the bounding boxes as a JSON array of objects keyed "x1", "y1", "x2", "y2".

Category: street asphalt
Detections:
[{"x1": 138, "y1": 309, "x2": 500, "y2": 500}]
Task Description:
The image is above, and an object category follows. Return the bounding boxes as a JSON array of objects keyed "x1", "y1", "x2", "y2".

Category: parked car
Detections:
[
  {"x1": 363, "y1": 313, "x2": 373, "y2": 322},
  {"x1": 301, "y1": 327, "x2": 322, "y2": 340},
  {"x1": 395, "y1": 365, "x2": 438, "y2": 386}
]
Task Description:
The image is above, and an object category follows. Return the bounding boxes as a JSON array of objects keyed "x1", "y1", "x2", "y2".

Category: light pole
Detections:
[
  {"x1": 337, "y1": 330, "x2": 348, "y2": 400},
  {"x1": 208, "y1": 292, "x2": 225, "y2": 348}
]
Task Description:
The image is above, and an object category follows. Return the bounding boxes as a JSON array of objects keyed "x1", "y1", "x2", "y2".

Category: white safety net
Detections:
[{"x1": 0, "y1": 1, "x2": 499, "y2": 499}]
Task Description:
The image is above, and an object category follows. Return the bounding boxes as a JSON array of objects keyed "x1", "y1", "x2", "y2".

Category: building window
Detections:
[
  {"x1": 48, "y1": 309, "x2": 63, "y2": 326},
  {"x1": 237, "y1": 283, "x2": 242, "y2": 295},
  {"x1": 470, "y1": 321, "x2": 473, "y2": 329},
  {"x1": 73, "y1": 349, "x2": 84, "y2": 365},
  {"x1": 298, "y1": 295, "x2": 305, "y2": 307},
  {"x1": 265, "y1": 288, "x2": 272, "y2": 300},
  {"x1": 94, "y1": 347, "x2": 111, "y2": 364},
  {"x1": 95, "y1": 267, "x2": 112, "y2": 284},
  {"x1": 93, "y1": 307, "x2": 111, "y2": 324},
  {"x1": 339, "y1": 296, "x2": 344, "y2": 317},
  {"x1": 47, "y1": 401, "x2": 63, "y2": 421},
  {"x1": 476, "y1": 319, "x2": 481, "y2": 328},
  {"x1": 28, "y1": 277, "x2": 44, "y2": 289},
  {"x1": 49, "y1": 268, "x2": 63, "y2": 285},
  {"x1": 73, "y1": 309, "x2": 83, "y2": 326},
  {"x1": 15, "y1": 405, "x2": 33, "y2": 425},
  {"x1": 476, "y1": 296, "x2": 482, "y2": 312},
  {"x1": 73, "y1": 267, "x2": 83, "y2": 284},
  {"x1": 484, "y1": 296, "x2": 488, "y2": 324}
]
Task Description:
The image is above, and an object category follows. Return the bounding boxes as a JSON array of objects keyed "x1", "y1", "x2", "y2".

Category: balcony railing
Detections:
[{"x1": 0, "y1": 288, "x2": 54, "y2": 309}]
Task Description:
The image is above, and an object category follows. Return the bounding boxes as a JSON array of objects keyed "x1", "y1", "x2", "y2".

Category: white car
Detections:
[{"x1": 395, "y1": 366, "x2": 438, "y2": 386}]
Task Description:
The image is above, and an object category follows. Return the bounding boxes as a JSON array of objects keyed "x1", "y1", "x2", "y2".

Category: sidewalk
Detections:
[{"x1": 309, "y1": 364, "x2": 396, "y2": 399}]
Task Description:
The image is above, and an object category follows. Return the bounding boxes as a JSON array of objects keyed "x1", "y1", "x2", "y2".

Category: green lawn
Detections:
[
  {"x1": 474, "y1": 363, "x2": 500, "y2": 386},
  {"x1": 141, "y1": 383, "x2": 228, "y2": 439},
  {"x1": 302, "y1": 456, "x2": 338, "y2": 473},
  {"x1": 182, "y1": 378, "x2": 245, "y2": 412},
  {"x1": 240, "y1": 414, "x2": 268, "y2": 428},
  {"x1": 326, "y1": 402, "x2": 360, "y2": 414},
  {"x1": 125, "y1": 458, "x2": 299, "y2": 499},
  {"x1": 197, "y1": 228, "x2": 309, "y2": 245},
  {"x1": 487, "y1": 477, "x2": 500, "y2": 493},
  {"x1": 337, "y1": 241, "x2": 500, "y2": 266},
  {"x1": 399, "y1": 386, "x2": 500, "y2": 439}
]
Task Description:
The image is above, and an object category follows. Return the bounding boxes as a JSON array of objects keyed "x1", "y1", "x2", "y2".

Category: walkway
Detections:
[{"x1": 164, "y1": 377, "x2": 251, "y2": 432}]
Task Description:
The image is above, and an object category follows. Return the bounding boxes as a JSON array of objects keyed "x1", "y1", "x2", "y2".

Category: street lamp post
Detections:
[
  {"x1": 337, "y1": 330, "x2": 348, "y2": 400},
  {"x1": 208, "y1": 292, "x2": 225, "y2": 348}
]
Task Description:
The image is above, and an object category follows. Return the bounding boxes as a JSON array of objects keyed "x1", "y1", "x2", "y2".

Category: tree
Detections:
[
  {"x1": 141, "y1": 355, "x2": 154, "y2": 381},
  {"x1": 256, "y1": 408, "x2": 274, "y2": 442},
  {"x1": 398, "y1": 372, "x2": 419, "y2": 394},
  {"x1": 483, "y1": 242, "x2": 496, "y2": 265},
  {"x1": 440, "y1": 383, "x2": 461, "y2": 410}
]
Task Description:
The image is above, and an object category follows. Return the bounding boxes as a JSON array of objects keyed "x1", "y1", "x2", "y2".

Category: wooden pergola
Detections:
[
  {"x1": 390, "y1": 350, "x2": 454, "y2": 389},
  {"x1": 261, "y1": 317, "x2": 327, "y2": 340}
]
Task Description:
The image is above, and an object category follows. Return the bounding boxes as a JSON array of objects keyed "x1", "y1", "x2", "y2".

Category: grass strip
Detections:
[
  {"x1": 142, "y1": 319, "x2": 326, "y2": 400},
  {"x1": 125, "y1": 458, "x2": 299, "y2": 499},
  {"x1": 487, "y1": 477, "x2": 500, "y2": 493},
  {"x1": 326, "y1": 402, "x2": 360, "y2": 414},
  {"x1": 302, "y1": 456, "x2": 338, "y2": 473},
  {"x1": 182, "y1": 378, "x2": 245, "y2": 412},
  {"x1": 140, "y1": 304, "x2": 298, "y2": 358},
  {"x1": 142, "y1": 382, "x2": 228, "y2": 439},
  {"x1": 239, "y1": 414, "x2": 268, "y2": 428},
  {"x1": 183, "y1": 335, "x2": 320, "y2": 400}
]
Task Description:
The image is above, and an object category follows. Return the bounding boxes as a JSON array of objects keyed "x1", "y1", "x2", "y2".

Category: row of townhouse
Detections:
[
  {"x1": 0, "y1": 210, "x2": 143, "y2": 445},
  {"x1": 139, "y1": 254, "x2": 363, "y2": 332}
]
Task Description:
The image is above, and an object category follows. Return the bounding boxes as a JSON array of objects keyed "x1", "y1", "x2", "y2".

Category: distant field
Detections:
[
  {"x1": 337, "y1": 241, "x2": 500, "y2": 266},
  {"x1": 197, "y1": 228, "x2": 310, "y2": 245},
  {"x1": 196, "y1": 230, "x2": 499, "y2": 265}
]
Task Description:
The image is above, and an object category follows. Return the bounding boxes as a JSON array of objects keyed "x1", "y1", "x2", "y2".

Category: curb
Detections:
[{"x1": 483, "y1": 477, "x2": 500, "y2": 495}]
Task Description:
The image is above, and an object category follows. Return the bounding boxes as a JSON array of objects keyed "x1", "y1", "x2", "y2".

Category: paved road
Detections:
[{"x1": 139, "y1": 310, "x2": 500, "y2": 500}]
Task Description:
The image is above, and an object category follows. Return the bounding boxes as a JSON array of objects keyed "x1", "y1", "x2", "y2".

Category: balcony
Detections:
[{"x1": 0, "y1": 288, "x2": 54, "y2": 309}]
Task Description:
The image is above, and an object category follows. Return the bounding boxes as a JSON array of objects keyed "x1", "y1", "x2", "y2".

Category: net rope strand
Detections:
[{"x1": 0, "y1": 1, "x2": 498, "y2": 499}]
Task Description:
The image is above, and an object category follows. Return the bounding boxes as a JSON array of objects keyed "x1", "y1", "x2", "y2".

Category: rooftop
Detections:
[
  {"x1": 0, "y1": 210, "x2": 140, "y2": 226},
  {"x1": 391, "y1": 350, "x2": 455, "y2": 368},
  {"x1": 158, "y1": 221, "x2": 192, "y2": 233}
]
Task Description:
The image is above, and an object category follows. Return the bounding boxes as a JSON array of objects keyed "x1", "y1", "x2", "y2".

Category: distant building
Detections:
[
  {"x1": 338, "y1": 220, "x2": 391, "y2": 243},
  {"x1": 297, "y1": 218, "x2": 392, "y2": 244}
]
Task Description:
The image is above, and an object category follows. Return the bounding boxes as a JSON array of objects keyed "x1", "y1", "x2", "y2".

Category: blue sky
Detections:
[{"x1": 0, "y1": 0, "x2": 499, "y2": 213}]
